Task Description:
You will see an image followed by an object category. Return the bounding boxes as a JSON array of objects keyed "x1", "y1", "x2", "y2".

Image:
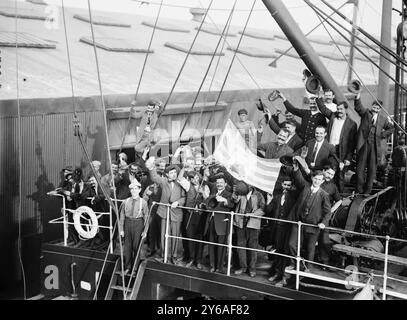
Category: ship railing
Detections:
[
  {"x1": 154, "y1": 201, "x2": 407, "y2": 300},
  {"x1": 47, "y1": 191, "x2": 127, "y2": 254}
]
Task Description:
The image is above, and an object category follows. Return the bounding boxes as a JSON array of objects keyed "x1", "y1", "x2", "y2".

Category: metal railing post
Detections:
[
  {"x1": 62, "y1": 196, "x2": 68, "y2": 246},
  {"x1": 164, "y1": 206, "x2": 170, "y2": 264},
  {"x1": 227, "y1": 211, "x2": 234, "y2": 276},
  {"x1": 296, "y1": 221, "x2": 302, "y2": 291},
  {"x1": 382, "y1": 235, "x2": 390, "y2": 300},
  {"x1": 109, "y1": 204, "x2": 113, "y2": 254}
]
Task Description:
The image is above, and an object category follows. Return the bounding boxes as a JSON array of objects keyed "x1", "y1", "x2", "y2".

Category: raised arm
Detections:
[
  {"x1": 283, "y1": 99, "x2": 307, "y2": 118},
  {"x1": 354, "y1": 93, "x2": 368, "y2": 117},
  {"x1": 316, "y1": 97, "x2": 333, "y2": 119}
]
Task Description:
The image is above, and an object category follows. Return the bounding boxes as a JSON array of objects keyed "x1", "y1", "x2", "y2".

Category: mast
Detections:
[
  {"x1": 261, "y1": 0, "x2": 346, "y2": 103},
  {"x1": 378, "y1": 0, "x2": 392, "y2": 113},
  {"x1": 347, "y1": 0, "x2": 359, "y2": 84}
]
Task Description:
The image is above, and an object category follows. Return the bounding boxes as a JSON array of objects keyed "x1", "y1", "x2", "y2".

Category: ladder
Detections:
[{"x1": 104, "y1": 258, "x2": 147, "y2": 300}]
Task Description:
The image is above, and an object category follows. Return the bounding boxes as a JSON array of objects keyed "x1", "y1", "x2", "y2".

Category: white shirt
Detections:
[
  {"x1": 329, "y1": 117, "x2": 346, "y2": 146},
  {"x1": 310, "y1": 110, "x2": 321, "y2": 116},
  {"x1": 286, "y1": 133, "x2": 295, "y2": 144},
  {"x1": 325, "y1": 102, "x2": 337, "y2": 113},
  {"x1": 371, "y1": 113, "x2": 378, "y2": 125},
  {"x1": 311, "y1": 140, "x2": 324, "y2": 166},
  {"x1": 310, "y1": 186, "x2": 320, "y2": 193},
  {"x1": 280, "y1": 192, "x2": 286, "y2": 206}
]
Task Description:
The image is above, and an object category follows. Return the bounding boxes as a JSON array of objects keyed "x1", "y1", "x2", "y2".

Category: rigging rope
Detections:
[
  {"x1": 319, "y1": 0, "x2": 407, "y2": 68},
  {"x1": 61, "y1": 0, "x2": 127, "y2": 299},
  {"x1": 308, "y1": 1, "x2": 407, "y2": 99},
  {"x1": 118, "y1": 0, "x2": 164, "y2": 154},
  {"x1": 86, "y1": 0, "x2": 127, "y2": 299},
  {"x1": 268, "y1": 0, "x2": 349, "y2": 68},
  {"x1": 178, "y1": 0, "x2": 237, "y2": 140},
  {"x1": 204, "y1": 0, "x2": 257, "y2": 134},
  {"x1": 160, "y1": 0, "x2": 215, "y2": 114},
  {"x1": 312, "y1": 1, "x2": 407, "y2": 76},
  {"x1": 14, "y1": 0, "x2": 26, "y2": 301},
  {"x1": 308, "y1": 2, "x2": 407, "y2": 136}
]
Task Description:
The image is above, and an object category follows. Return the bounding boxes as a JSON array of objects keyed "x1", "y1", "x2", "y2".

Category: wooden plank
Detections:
[
  {"x1": 164, "y1": 42, "x2": 224, "y2": 56},
  {"x1": 333, "y1": 244, "x2": 407, "y2": 266},
  {"x1": 129, "y1": 260, "x2": 147, "y2": 300}
]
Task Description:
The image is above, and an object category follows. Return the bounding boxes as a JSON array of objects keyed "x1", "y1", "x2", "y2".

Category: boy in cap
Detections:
[
  {"x1": 119, "y1": 180, "x2": 149, "y2": 274},
  {"x1": 235, "y1": 108, "x2": 257, "y2": 153},
  {"x1": 134, "y1": 98, "x2": 164, "y2": 156}
]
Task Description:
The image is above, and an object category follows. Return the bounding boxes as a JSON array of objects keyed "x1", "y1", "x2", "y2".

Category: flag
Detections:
[{"x1": 213, "y1": 119, "x2": 282, "y2": 195}]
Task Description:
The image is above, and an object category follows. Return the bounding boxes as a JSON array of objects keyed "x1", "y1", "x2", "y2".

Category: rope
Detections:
[
  {"x1": 131, "y1": 0, "x2": 308, "y2": 11},
  {"x1": 118, "y1": 0, "x2": 164, "y2": 154},
  {"x1": 204, "y1": 0, "x2": 257, "y2": 134},
  {"x1": 308, "y1": 0, "x2": 407, "y2": 76},
  {"x1": 61, "y1": 0, "x2": 77, "y2": 118},
  {"x1": 200, "y1": 3, "x2": 265, "y2": 93},
  {"x1": 14, "y1": 0, "x2": 26, "y2": 301},
  {"x1": 86, "y1": 0, "x2": 128, "y2": 299},
  {"x1": 319, "y1": 0, "x2": 407, "y2": 68},
  {"x1": 268, "y1": 0, "x2": 349, "y2": 68},
  {"x1": 160, "y1": 0, "x2": 215, "y2": 115},
  {"x1": 61, "y1": 0, "x2": 126, "y2": 299},
  {"x1": 307, "y1": 1, "x2": 407, "y2": 136},
  {"x1": 178, "y1": 0, "x2": 238, "y2": 140}
]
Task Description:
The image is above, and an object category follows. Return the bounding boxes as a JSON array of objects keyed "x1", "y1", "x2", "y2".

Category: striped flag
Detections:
[{"x1": 213, "y1": 119, "x2": 282, "y2": 194}]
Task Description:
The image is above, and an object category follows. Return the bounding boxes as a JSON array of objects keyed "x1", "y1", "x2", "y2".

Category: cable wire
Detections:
[
  {"x1": 161, "y1": 0, "x2": 215, "y2": 114},
  {"x1": 14, "y1": 0, "x2": 27, "y2": 301},
  {"x1": 307, "y1": 1, "x2": 407, "y2": 136},
  {"x1": 205, "y1": 0, "x2": 257, "y2": 133},
  {"x1": 178, "y1": 0, "x2": 238, "y2": 139},
  {"x1": 118, "y1": 0, "x2": 164, "y2": 154}
]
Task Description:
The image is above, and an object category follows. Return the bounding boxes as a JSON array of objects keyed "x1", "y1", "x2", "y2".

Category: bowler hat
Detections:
[
  {"x1": 305, "y1": 75, "x2": 321, "y2": 94},
  {"x1": 348, "y1": 79, "x2": 362, "y2": 94}
]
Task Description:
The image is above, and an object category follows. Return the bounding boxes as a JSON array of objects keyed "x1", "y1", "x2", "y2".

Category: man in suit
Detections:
[
  {"x1": 134, "y1": 98, "x2": 164, "y2": 156},
  {"x1": 145, "y1": 158, "x2": 186, "y2": 264},
  {"x1": 205, "y1": 174, "x2": 234, "y2": 273},
  {"x1": 267, "y1": 178, "x2": 298, "y2": 286},
  {"x1": 178, "y1": 170, "x2": 209, "y2": 269},
  {"x1": 257, "y1": 127, "x2": 293, "y2": 159},
  {"x1": 316, "y1": 98, "x2": 357, "y2": 192},
  {"x1": 293, "y1": 159, "x2": 342, "y2": 269},
  {"x1": 353, "y1": 94, "x2": 394, "y2": 194},
  {"x1": 323, "y1": 89, "x2": 337, "y2": 113},
  {"x1": 275, "y1": 91, "x2": 327, "y2": 143},
  {"x1": 301, "y1": 126, "x2": 339, "y2": 171},
  {"x1": 232, "y1": 182, "x2": 265, "y2": 278},
  {"x1": 264, "y1": 107, "x2": 303, "y2": 152},
  {"x1": 287, "y1": 166, "x2": 331, "y2": 270}
]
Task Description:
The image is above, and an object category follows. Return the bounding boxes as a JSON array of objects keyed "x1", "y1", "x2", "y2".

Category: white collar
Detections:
[
  {"x1": 310, "y1": 186, "x2": 320, "y2": 193},
  {"x1": 246, "y1": 190, "x2": 253, "y2": 200},
  {"x1": 310, "y1": 110, "x2": 320, "y2": 116}
]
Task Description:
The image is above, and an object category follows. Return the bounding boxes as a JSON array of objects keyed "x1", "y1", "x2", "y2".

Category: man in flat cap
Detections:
[
  {"x1": 119, "y1": 180, "x2": 149, "y2": 274},
  {"x1": 134, "y1": 98, "x2": 164, "y2": 156},
  {"x1": 145, "y1": 157, "x2": 186, "y2": 264},
  {"x1": 235, "y1": 108, "x2": 257, "y2": 153}
]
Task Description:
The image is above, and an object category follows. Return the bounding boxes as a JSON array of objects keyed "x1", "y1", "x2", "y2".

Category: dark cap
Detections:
[
  {"x1": 164, "y1": 164, "x2": 180, "y2": 174},
  {"x1": 238, "y1": 108, "x2": 248, "y2": 116}
]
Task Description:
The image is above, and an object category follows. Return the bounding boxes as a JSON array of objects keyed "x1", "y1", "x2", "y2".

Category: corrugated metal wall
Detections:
[{"x1": 0, "y1": 110, "x2": 108, "y2": 289}]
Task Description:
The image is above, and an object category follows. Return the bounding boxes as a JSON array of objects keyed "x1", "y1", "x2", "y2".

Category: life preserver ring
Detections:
[{"x1": 73, "y1": 206, "x2": 99, "y2": 239}]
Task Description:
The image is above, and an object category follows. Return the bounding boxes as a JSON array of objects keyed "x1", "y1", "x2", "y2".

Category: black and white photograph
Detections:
[{"x1": 1, "y1": 0, "x2": 407, "y2": 305}]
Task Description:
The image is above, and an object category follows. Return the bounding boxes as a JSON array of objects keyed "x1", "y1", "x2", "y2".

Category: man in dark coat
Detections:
[
  {"x1": 264, "y1": 107, "x2": 303, "y2": 152},
  {"x1": 275, "y1": 92, "x2": 327, "y2": 143},
  {"x1": 353, "y1": 94, "x2": 394, "y2": 194},
  {"x1": 316, "y1": 98, "x2": 357, "y2": 192},
  {"x1": 204, "y1": 174, "x2": 235, "y2": 273},
  {"x1": 267, "y1": 177, "x2": 298, "y2": 286},
  {"x1": 301, "y1": 126, "x2": 339, "y2": 171},
  {"x1": 286, "y1": 166, "x2": 331, "y2": 270}
]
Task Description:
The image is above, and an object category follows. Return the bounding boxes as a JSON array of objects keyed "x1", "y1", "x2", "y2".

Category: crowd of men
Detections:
[{"x1": 54, "y1": 81, "x2": 395, "y2": 287}]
